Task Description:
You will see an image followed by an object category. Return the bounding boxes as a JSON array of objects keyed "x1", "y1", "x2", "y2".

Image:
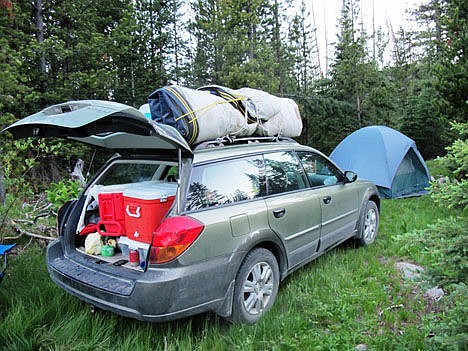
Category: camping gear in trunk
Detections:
[
  {"x1": 123, "y1": 182, "x2": 177, "y2": 243},
  {"x1": 97, "y1": 189, "x2": 126, "y2": 236},
  {"x1": 78, "y1": 181, "x2": 176, "y2": 268},
  {"x1": 85, "y1": 233, "x2": 102, "y2": 255},
  {"x1": 129, "y1": 249, "x2": 139, "y2": 267}
]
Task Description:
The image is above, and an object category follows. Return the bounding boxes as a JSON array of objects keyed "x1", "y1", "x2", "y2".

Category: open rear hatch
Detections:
[
  {"x1": 4, "y1": 100, "x2": 193, "y2": 271},
  {"x1": 3, "y1": 100, "x2": 192, "y2": 156}
]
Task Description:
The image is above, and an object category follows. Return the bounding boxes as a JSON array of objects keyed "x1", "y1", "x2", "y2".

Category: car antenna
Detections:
[{"x1": 85, "y1": 147, "x2": 97, "y2": 182}]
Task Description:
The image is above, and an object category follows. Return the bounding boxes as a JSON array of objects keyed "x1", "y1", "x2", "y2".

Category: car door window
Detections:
[
  {"x1": 184, "y1": 156, "x2": 262, "y2": 211},
  {"x1": 297, "y1": 152, "x2": 344, "y2": 187},
  {"x1": 265, "y1": 151, "x2": 308, "y2": 195}
]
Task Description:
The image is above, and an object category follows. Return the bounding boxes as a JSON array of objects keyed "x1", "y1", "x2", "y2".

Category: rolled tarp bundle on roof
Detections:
[
  {"x1": 254, "y1": 97, "x2": 302, "y2": 137},
  {"x1": 147, "y1": 85, "x2": 302, "y2": 145},
  {"x1": 200, "y1": 85, "x2": 302, "y2": 137},
  {"x1": 147, "y1": 85, "x2": 252, "y2": 145},
  {"x1": 199, "y1": 85, "x2": 283, "y2": 123}
]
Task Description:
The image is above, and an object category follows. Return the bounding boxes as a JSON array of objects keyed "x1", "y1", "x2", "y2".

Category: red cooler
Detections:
[
  {"x1": 123, "y1": 183, "x2": 177, "y2": 243},
  {"x1": 96, "y1": 184, "x2": 129, "y2": 236}
]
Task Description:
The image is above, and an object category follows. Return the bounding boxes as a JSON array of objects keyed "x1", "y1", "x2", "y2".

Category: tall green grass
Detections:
[{"x1": 0, "y1": 197, "x2": 463, "y2": 350}]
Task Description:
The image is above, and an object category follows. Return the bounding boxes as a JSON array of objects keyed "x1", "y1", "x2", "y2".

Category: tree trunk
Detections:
[
  {"x1": 247, "y1": 2, "x2": 255, "y2": 61},
  {"x1": 172, "y1": 0, "x2": 180, "y2": 85},
  {"x1": 372, "y1": 0, "x2": 376, "y2": 62},
  {"x1": 357, "y1": 95, "x2": 362, "y2": 127},
  {"x1": 434, "y1": 2, "x2": 442, "y2": 53},
  {"x1": 323, "y1": 4, "x2": 329, "y2": 77},
  {"x1": 311, "y1": 0, "x2": 322, "y2": 79},
  {"x1": 34, "y1": 0, "x2": 47, "y2": 92},
  {"x1": 0, "y1": 166, "x2": 5, "y2": 206},
  {"x1": 273, "y1": 0, "x2": 283, "y2": 93}
]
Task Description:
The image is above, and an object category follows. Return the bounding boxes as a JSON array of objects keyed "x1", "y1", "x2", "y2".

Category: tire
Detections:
[
  {"x1": 357, "y1": 200, "x2": 379, "y2": 246},
  {"x1": 230, "y1": 248, "x2": 279, "y2": 324}
]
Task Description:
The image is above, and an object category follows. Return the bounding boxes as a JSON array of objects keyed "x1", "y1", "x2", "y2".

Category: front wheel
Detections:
[
  {"x1": 357, "y1": 200, "x2": 379, "y2": 246},
  {"x1": 230, "y1": 248, "x2": 279, "y2": 324}
]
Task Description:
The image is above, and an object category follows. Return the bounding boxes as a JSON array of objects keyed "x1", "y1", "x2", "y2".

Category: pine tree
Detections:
[
  {"x1": 189, "y1": 0, "x2": 295, "y2": 92},
  {"x1": 432, "y1": 0, "x2": 467, "y2": 123},
  {"x1": 330, "y1": 0, "x2": 368, "y2": 127},
  {"x1": 330, "y1": 0, "x2": 399, "y2": 129},
  {"x1": 287, "y1": 0, "x2": 317, "y2": 93},
  {"x1": 111, "y1": 0, "x2": 178, "y2": 105},
  {"x1": 398, "y1": 0, "x2": 467, "y2": 157}
]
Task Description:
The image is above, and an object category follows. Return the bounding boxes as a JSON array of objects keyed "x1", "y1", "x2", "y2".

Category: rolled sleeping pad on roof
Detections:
[
  {"x1": 147, "y1": 85, "x2": 253, "y2": 145},
  {"x1": 147, "y1": 85, "x2": 303, "y2": 145}
]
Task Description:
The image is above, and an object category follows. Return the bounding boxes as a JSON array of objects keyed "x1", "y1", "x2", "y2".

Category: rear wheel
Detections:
[
  {"x1": 357, "y1": 200, "x2": 379, "y2": 246},
  {"x1": 230, "y1": 248, "x2": 279, "y2": 324}
]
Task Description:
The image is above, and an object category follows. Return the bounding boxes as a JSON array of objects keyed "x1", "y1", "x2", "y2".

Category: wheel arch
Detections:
[
  {"x1": 355, "y1": 187, "x2": 380, "y2": 239},
  {"x1": 216, "y1": 237, "x2": 286, "y2": 319},
  {"x1": 250, "y1": 240, "x2": 288, "y2": 281},
  {"x1": 369, "y1": 193, "x2": 380, "y2": 210},
  {"x1": 233, "y1": 228, "x2": 288, "y2": 281}
]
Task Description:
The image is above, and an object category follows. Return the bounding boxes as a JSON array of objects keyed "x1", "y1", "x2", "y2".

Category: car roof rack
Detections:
[{"x1": 193, "y1": 135, "x2": 298, "y2": 151}]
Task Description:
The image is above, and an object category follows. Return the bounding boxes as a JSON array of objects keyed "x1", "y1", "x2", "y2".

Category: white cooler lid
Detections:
[
  {"x1": 99, "y1": 183, "x2": 130, "y2": 194},
  {"x1": 123, "y1": 181, "x2": 178, "y2": 200}
]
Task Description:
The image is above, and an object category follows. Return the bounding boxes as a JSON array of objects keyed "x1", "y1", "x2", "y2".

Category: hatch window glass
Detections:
[
  {"x1": 185, "y1": 157, "x2": 262, "y2": 211},
  {"x1": 297, "y1": 152, "x2": 343, "y2": 187},
  {"x1": 97, "y1": 161, "x2": 177, "y2": 186},
  {"x1": 265, "y1": 151, "x2": 307, "y2": 195}
]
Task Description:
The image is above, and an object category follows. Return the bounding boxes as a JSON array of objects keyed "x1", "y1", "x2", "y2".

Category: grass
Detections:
[{"x1": 0, "y1": 196, "x2": 464, "y2": 351}]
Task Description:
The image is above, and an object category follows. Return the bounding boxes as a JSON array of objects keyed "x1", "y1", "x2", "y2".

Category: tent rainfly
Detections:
[{"x1": 330, "y1": 126, "x2": 431, "y2": 199}]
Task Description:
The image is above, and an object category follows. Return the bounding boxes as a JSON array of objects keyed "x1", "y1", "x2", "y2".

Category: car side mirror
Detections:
[{"x1": 344, "y1": 171, "x2": 357, "y2": 183}]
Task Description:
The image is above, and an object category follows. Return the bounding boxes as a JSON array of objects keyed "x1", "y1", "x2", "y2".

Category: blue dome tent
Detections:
[{"x1": 330, "y1": 126, "x2": 430, "y2": 198}]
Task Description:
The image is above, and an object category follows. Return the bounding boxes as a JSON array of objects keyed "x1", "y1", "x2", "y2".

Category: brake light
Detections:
[{"x1": 149, "y1": 216, "x2": 204, "y2": 264}]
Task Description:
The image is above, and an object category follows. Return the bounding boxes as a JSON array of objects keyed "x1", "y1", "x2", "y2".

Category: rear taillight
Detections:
[{"x1": 149, "y1": 216, "x2": 204, "y2": 264}]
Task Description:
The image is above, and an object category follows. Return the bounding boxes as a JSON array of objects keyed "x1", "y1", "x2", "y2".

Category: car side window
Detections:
[
  {"x1": 297, "y1": 152, "x2": 343, "y2": 187},
  {"x1": 265, "y1": 151, "x2": 308, "y2": 195},
  {"x1": 184, "y1": 156, "x2": 262, "y2": 211}
]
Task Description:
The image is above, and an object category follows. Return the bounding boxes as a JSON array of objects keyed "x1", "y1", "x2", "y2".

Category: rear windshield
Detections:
[{"x1": 96, "y1": 161, "x2": 178, "y2": 186}]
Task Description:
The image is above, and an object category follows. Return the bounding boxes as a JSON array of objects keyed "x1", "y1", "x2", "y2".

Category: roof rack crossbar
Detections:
[{"x1": 194, "y1": 135, "x2": 298, "y2": 150}]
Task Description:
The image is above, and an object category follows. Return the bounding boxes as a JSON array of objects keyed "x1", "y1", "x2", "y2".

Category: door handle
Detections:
[
  {"x1": 323, "y1": 196, "x2": 332, "y2": 205},
  {"x1": 273, "y1": 208, "x2": 286, "y2": 218}
]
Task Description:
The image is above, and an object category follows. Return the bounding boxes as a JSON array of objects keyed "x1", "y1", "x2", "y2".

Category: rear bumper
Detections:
[{"x1": 46, "y1": 239, "x2": 241, "y2": 322}]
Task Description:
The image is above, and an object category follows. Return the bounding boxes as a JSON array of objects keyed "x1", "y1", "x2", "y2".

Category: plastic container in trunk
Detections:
[
  {"x1": 96, "y1": 184, "x2": 129, "y2": 236},
  {"x1": 123, "y1": 183, "x2": 178, "y2": 243}
]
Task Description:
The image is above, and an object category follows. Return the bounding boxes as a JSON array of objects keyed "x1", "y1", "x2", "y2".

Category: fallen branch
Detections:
[
  {"x1": 33, "y1": 210, "x2": 54, "y2": 222},
  {"x1": 2, "y1": 233, "x2": 24, "y2": 241},
  {"x1": 12, "y1": 224, "x2": 55, "y2": 241},
  {"x1": 1, "y1": 195, "x2": 55, "y2": 243},
  {"x1": 12, "y1": 219, "x2": 36, "y2": 224},
  {"x1": 378, "y1": 304, "x2": 404, "y2": 316},
  {"x1": 12, "y1": 211, "x2": 53, "y2": 225}
]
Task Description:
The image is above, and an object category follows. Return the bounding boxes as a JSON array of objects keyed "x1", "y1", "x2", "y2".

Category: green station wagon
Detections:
[{"x1": 4, "y1": 100, "x2": 380, "y2": 324}]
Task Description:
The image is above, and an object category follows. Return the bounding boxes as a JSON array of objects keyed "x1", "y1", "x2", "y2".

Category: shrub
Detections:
[
  {"x1": 430, "y1": 122, "x2": 468, "y2": 211},
  {"x1": 394, "y1": 216, "x2": 468, "y2": 351},
  {"x1": 46, "y1": 180, "x2": 82, "y2": 210},
  {"x1": 394, "y1": 216, "x2": 468, "y2": 286},
  {"x1": 428, "y1": 283, "x2": 468, "y2": 351}
]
